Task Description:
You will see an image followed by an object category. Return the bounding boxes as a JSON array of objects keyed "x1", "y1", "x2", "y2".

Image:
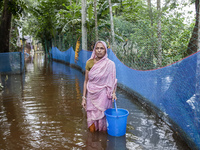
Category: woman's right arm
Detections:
[{"x1": 82, "y1": 70, "x2": 89, "y2": 109}]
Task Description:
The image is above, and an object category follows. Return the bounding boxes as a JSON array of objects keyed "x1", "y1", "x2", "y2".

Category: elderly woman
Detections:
[{"x1": 82, "y1": 41, "x2": 117, "y2": 132}]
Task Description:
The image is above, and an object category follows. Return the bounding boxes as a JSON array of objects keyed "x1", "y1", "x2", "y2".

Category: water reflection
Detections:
[
  {"x1": 0, "y1": 53, "x2": 191, "y2": 149},
  {"x1": 85, "y1": 132, "x2": 108, "y2": 149},
  {"x1": 107, "y1": 135, "x2": 127, "y2": 150}
]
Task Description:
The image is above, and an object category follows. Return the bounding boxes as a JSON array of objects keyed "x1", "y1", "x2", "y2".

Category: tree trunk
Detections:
[
  {"x1": 185, "y1": 0, "x2": 199, "y2": 57},
  {"x1": 94, "y1": 0, "x2": 98, "y2": 42},
  {"x1": 81, "y1": 0, "x2": 87, "y2": 50},
  {"x1": 147, "y1": 0, "x2": 154, "y2": 68},
  {"x1": 108, "y1": 0, "x2": 115, "y2": 50},
  {"x1": 157, "y1": 0, "x2": 162, "y2": 67},
  {"x1": 147, "y1": 0, "x2": 153, "y2": 26},
  {"x1": 0, "y1": 0, "x2": 13, "y2": 53}
]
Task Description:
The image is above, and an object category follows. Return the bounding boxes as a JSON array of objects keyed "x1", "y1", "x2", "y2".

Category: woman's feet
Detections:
[{"x1": 89, "y1": 123, "x2": 96, "y2": 132}]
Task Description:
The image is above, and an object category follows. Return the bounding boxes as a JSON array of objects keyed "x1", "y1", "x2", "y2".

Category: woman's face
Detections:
[{"x1": 95, "y1": 42, "x2": 106, "y2": 59}]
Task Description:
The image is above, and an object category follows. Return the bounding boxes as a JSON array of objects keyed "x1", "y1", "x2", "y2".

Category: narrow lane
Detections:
[{"x1": 0, "y1": 53, "x2": 190, "y2": 150}]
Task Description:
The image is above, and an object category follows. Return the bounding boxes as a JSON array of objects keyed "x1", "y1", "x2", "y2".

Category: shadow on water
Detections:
[{"x1": 0, "y1": 53, "x2": 191, "y2": 150}]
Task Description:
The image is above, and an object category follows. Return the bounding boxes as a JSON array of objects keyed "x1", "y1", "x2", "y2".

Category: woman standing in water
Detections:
[{"x1": 82, "y1": 41, "x2": 117, "y2": 132}]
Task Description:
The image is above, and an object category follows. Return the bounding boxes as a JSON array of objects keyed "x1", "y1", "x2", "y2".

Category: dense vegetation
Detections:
[{"x1": 0, "y1": 0, "x2": 198, "y2": 70}]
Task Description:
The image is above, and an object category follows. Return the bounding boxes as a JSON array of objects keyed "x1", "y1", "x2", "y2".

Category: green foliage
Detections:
[
  {"x1": 59, "y1": 1, "x2": 81, "y2": 33},
  {"x1": 121, "y1": 0, "x2": 145, "y2": 21},
  {"x1": 22, "y1": 0, "x2": 68, "y2": 51},
  {"x1": 10, "y1": 19, "x2": 21, "y2": 52},
  {"x1": 113, "y1": 1, "x2": 195, "y2": 70},
  {"x1": 19, "y1": 0, "x2": 196, "y2": 70},
  {"x1": 56, "y1": 1, "x2": 82, "y2": 50},
  {"x1": 0, "y1": 0, "x2": 3, "y2": 11},
  {"x1": 8, "y1": 0, "x2": 26, "y2": 18}
]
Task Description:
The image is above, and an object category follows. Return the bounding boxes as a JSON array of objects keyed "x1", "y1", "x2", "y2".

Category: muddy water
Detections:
[{"x1": 0, "y1": 53, "x2": 190, "y2": 150}]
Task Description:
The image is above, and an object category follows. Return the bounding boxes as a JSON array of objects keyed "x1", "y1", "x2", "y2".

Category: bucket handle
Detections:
[{"x1": 114, "y1": 99, "x2": 118, "y2": 117}]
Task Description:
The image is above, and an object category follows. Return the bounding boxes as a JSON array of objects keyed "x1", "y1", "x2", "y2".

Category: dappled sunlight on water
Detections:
[{"x1": 0, "y1": 53, "x2": 190, "y2": 149}]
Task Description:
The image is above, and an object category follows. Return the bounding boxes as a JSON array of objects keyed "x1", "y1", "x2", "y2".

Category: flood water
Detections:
[{"x1": 0, "y1": 53, "x2": 190, "y2": 150}]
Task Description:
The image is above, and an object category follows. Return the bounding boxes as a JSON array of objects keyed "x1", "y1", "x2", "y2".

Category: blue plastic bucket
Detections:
[{"x1": 105, "y1": 108, "x2": 129, "y2": 136}]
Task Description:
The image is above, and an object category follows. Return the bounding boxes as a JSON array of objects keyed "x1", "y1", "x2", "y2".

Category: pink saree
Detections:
[{"x1": 86, "y1": 41, "x2": 117, "y2": 131}]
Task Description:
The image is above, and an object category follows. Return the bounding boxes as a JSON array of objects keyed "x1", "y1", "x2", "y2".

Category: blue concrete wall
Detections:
[{"x1": 0, "y1": 52, "x2": 24, "y2": 74}]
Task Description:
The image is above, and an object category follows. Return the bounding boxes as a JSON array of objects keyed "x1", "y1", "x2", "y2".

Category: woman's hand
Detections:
[
  {"x1": 82, "y1": 97, "x2": 87, "y2": 110},
  {"x1": 112, "y1": 93, "x2": 117, "y2": 102}
]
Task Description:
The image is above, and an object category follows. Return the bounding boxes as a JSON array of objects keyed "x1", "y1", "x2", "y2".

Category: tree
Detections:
[
  {"x1": 0, "y1": 0, "x2": 25, "y2": 53},
  {"x1": 94, "y1": 0, "x2": 98, "y2": 41},
  {"x1": 24, "y1": 0, "x2": 68, "y2": 52},
  {"x1": 0, "y1": 0, "x2": 13, "y2": 53},
  {"x1": 108, "y1": 0, "x2": 115, "y2": 49},
  {"x1": 81, "y1": 0, "x2": 87, "y2": 50},
  {"x1": 147, "y1": 0, "x2": 154, "y2": 68},
  {"x1": 185, "y1": 0, "x2": 199, "y2": 56},
  {"x1": 157, "y1": 0, "x2": 162, "y2": 67}
]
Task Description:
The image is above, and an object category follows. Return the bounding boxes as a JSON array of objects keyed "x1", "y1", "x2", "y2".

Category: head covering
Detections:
[{"x1": 89, "y1": 41, "x2": 108, "y2": 60}]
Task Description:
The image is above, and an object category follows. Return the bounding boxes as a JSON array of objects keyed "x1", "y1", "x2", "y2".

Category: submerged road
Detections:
[{"x1": 0, "y1": 53, "x2": 190, "y2": 150}]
